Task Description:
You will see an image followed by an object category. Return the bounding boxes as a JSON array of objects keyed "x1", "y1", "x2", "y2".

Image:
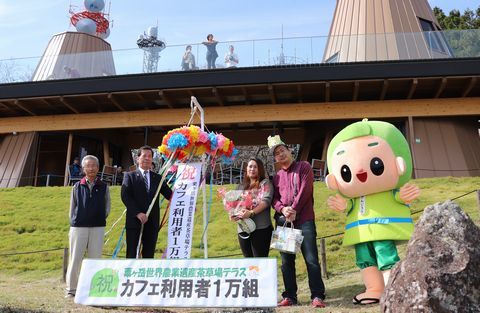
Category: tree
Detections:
[
  {"x1": 0, "y1": 61, "x2": 33, "y2": 83},
  {"x1": 433, "y1": 6, "x2": 480, "y2": 58},
  {"x1": 433, "y1": 6, "x2": 480, "y2": 30}
]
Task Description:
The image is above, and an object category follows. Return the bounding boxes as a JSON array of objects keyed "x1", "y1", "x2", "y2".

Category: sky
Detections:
[{"x1": 0, "y1": 0, "x2": 476, "y2": 72}]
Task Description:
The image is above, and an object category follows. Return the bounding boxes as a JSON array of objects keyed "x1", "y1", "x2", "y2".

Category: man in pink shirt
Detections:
[{"x1": 268, "y1": 135, "x2": 326, "y2": 308}]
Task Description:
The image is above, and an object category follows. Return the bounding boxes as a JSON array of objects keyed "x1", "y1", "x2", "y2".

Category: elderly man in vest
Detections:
[{"x1": 65, "y1": 155, "x2": 110, "y2": 298}]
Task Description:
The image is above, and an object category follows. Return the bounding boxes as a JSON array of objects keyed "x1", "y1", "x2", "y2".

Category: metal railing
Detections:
[{"x1": 0, "y1": 29, "x2": 478, "y2": 85}]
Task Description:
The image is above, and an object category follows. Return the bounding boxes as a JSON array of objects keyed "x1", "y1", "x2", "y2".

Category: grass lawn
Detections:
[{"x1": 0, "y1": 176, "x2": 478, "y2": 312}]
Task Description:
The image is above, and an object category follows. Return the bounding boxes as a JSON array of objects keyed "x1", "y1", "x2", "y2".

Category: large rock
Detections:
[{"x1": 381, "y1": 201, "x2": 480, "y2": 313}]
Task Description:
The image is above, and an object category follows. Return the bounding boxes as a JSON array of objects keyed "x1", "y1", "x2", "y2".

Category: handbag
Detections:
[{"x1": 270, "y1": 222, "x2": 304, "y2": 254}]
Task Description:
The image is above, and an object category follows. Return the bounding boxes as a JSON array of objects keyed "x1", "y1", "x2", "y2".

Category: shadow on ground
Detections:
[{"x1": 324, "y1": 283, "x2": 367, "y2": 307}]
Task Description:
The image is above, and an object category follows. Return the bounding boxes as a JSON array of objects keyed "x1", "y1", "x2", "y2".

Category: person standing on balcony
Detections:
[
  {"x1": 268, "y1": 135, "x2": 327, "y2": 308},
  {"x1": 224, "y1": 45, "x2": 239, "y2": 68},
  {"x1": 63, "y1": 66, "x2": 80, "y2": 78},
  {"x1": 65, "y1": 155, "x2": 110, "y2": 298},
  {"x1": 181, "y1": 45, "x2": 196, "y2": 70},
  {"x1": 202, "y1": 34, "x2": 218, "y2": 69}
]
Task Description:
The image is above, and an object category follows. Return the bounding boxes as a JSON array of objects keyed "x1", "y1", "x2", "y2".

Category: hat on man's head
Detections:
[{"x1": 267, "y1": 135, "x2": 286, "y2": 154}]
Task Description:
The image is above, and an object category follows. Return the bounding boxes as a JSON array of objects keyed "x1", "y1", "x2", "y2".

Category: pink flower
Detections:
[{"x1": 218, "y1": 189, "x2": 254, "y2": 213}]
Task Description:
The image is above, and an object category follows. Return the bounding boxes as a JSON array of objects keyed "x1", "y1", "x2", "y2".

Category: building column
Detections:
[
  {"x1": 407, "y1": 116, "x2": 417, "y2": 179},
  {"x1": 64, "y1": 133, "x2": 73, "y2": 186},
  {"x1": 103, "y1": 140, "x2": 110, "y2": 166}
]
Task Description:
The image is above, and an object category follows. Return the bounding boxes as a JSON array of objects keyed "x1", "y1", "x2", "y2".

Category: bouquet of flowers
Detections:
[{"x1": 218, "y1": 188, "x2": 256, "y2": 238}]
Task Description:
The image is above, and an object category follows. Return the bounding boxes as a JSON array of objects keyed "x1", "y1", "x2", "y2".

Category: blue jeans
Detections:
[
  {"x1": 280, "y1": 220, "x2": 326, "y2": 301},
  {"x1": 206, "y1": 52, "x2": 217, "y2": 69}
]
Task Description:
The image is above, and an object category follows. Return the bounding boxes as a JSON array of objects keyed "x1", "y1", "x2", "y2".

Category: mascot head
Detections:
[{"x1": 326, "y1": 119, "x2": 412, "y2": 198}]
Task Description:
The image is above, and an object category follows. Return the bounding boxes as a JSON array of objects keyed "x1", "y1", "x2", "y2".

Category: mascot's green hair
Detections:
[{"x1": 327, "y1": 119, "x2": 413, "y2": 188}]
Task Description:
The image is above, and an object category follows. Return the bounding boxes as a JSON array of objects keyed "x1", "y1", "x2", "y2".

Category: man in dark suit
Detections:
[{"x1": 121, "y1": 146, "x2": 172, "y2": 258}]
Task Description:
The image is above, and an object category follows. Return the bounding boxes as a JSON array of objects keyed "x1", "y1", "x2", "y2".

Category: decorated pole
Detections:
[
  {"x1": 158, "y1": 111, "x2": 238, "y2": 259},
  {"x1": 190, "y1": 96, "x2": 208, "y2": 258}
]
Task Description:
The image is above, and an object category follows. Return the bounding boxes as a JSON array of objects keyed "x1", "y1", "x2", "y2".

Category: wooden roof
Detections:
[{"x1": 0, "y1": 57, "x2": 479, "y2": 133}]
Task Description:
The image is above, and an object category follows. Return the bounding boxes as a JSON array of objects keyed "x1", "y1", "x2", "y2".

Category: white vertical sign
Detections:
[{"x1": 166, "y1": 162, "x2": 202, "y2": 259}]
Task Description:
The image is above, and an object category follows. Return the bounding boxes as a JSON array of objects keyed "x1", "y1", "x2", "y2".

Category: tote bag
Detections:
[{"x1": 270, "y1": 222, "x2": 304, "y2": 254}]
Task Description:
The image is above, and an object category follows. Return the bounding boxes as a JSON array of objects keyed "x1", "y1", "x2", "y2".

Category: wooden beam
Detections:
[
  {"x1": 0, "y1": 101, "x2": 11, "y2": 110},
  {"x1": 407, "y1": 78, "x2": 418, "y2": 99},
  {"x1": 352, "y1": 81, "x2": 360, "y2": 101},
  {"x1": 300, "y1": 130, "x2": 313, "y2": 161},
  {"x1": 158, "y1": 90, "x2": 174, "y2": 108},
  {"x1": 380, "y1": 79, "x2": 389, "y2": 100},
  {"x1": 1, "y1": 97, "x2": 479, "y2": 134},
  {"x1": 242, "y1": 87, "x2": 251, "y2": 105},
  {"x1": 59, "y1": 96, "x2": 80, "y2": 114},
  {"x1": 297, "y1": 84, "x2": 303, "y2": 103},
  {"x1": 103, "y1": 140, "x2": 110, "y2": 166},
  {"x1": 33, "y1": 134, "x2": 41, "y2": 186},
  {"x1": 462, "y1": 77, "x2": 477, "y2": 97},
  {"x1": 40, "y1": 99, "x2": 54, "y2": 108},
  {"x1": 321, "y1": 132, "x2": 333, "y2": 161},
  {"x1": 434, "y1": 77, "x2": 448, "y2": 98},
  {"x1": 87, "y1": 96, "x2": 97, "y2": 105},
  {"x1": 136, "y1": 92, "x2": 146, "y2": 101},
  {"x1": 14, "y1": 100, "x2": 36, "y2": 116},
  {"x1": 107, "y1": 93, "x2": 126, "y2": 111},
  {"x1": 273, "y1": 121, "x2": 284, "y2": 135},
  {"x1": 325, "y1": 82, "x2": 330, "y2": 102},
  {"x1": 268, "y1": 84, "x2": 277, "y2": 104},
  {"x1": 64, "y1": 133, "x2": 73, "y2": 186},
  {"x1": 407, "y1": 116, "x2": 418, "y2": 179},
  {"x1": 212, "y1": 87, "x2": 224, "y2": 106}
]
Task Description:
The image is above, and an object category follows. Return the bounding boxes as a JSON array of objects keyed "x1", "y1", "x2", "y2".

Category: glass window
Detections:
[
  {"x1": 419, "y1": 18, "x2": 448, "y2": 54},
  {"x1": 325, "y1": 52, "x2": 339, "y2": 63}
]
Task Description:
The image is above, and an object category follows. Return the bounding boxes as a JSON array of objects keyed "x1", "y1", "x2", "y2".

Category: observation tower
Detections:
[
  {"x1": 323, "y1": 0, "x2": 451, "y2": 63},
  {"x1": 32, "y1": 0, "x2": 116, "y2": 81}
]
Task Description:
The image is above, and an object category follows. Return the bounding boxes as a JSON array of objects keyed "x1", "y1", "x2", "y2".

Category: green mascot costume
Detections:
[{"x1": 326, "y1": 119, "x2": 420, "y2": 305}]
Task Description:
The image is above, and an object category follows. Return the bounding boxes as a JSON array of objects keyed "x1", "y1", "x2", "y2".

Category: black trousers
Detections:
[
  {"x1": 126, "y1": 226, "x2": 159, "y2": 258},
  {"x1": 238, "y1": 225, "x2": 273, "y2": 257}
]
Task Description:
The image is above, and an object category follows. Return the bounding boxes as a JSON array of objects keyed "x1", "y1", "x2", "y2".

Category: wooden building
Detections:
[{"x1": 0, "y1": 0, "x2": 479, "y2": 187}]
